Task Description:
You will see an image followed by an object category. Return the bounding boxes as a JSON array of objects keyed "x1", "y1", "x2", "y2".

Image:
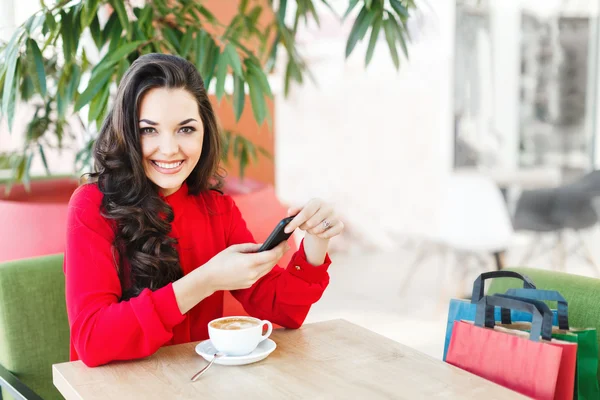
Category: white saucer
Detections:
[{"x1": 195, "y1": 339, "x2": 277, "y2": 366}]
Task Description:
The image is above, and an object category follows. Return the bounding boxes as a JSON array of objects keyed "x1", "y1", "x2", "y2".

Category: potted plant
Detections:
[
  {"x1": 0, "y1": 0, "x2": 414, "y2": 261},
  {"x1": 0, "y1": 0, "x2": 414, "y2": 186}
]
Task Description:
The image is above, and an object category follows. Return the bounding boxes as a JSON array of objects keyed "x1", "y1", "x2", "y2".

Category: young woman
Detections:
[{"x1": 64, "y1": 53, "x2": 344, "y2": 367}]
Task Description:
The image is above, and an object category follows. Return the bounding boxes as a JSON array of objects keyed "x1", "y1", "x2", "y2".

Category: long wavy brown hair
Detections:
[{"x1": 87, "y1": 53, "x2": 223, "y2": 300}]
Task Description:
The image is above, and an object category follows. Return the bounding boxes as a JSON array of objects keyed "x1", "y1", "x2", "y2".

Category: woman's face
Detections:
[{"x1": 138, "y1": 87, "x2": 204, "y2": 196}]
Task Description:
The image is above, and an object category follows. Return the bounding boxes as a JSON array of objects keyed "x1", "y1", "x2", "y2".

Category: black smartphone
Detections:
[{"x1": 257, "y1": 216, "x2": 296, "y2": 252}]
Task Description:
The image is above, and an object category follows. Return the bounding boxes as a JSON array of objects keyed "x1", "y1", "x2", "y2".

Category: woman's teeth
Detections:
[{"x1": 153, "y1": 161, "x2": 183, "y2": 169}]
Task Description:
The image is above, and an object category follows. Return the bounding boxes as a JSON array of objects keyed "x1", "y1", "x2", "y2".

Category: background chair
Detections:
[
  {"x1": 513, "y1": 170, "x2": 600, "y2": 275},
  {"x1": 400, "y1": 172, "x2": 514, "y2": 299},
  {"x1": 0, "y1": 254, "x2": 69, "y2": 400},
  {"x1": 487, "y1": 267, "x2": 600, "y2": 382}
]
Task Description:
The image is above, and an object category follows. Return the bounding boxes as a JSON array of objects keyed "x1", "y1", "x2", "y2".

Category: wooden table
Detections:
[{"x1": 53, "y1": 319, "x2": 526, "y2": 399}]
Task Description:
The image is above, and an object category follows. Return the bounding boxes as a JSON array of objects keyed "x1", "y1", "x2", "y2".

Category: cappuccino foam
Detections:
[{"x1": 211, "y1": 317, "x2": 259, "y2": 330}]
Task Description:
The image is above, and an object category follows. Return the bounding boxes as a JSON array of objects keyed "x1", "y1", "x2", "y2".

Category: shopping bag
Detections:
[
  {"x1": 493, "y1": 294, "x2": 577, "y2": 400},
  {"x1": 501, "y1": 289, "x2": 599, "y2": 400},
  {"x1": 442, "y1": 270, "x2": 537, "y2": 360},
  {"x1": 446, "y1": 295, "x2": 577, "y2": 400},
  {"x1": 554, "y1": 330, "x2": 599, "y2": 400}
]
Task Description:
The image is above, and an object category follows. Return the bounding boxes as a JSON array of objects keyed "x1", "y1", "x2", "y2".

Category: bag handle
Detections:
[
  {"x1": 471, "y1": 271, "x2": 536, "y2": 304},
  {"x1": 503, "y1": 289, "x2": 569, "y2": 330},
  {"x1": 475, "y1": 295, "x2": 553, "y2": 341}
]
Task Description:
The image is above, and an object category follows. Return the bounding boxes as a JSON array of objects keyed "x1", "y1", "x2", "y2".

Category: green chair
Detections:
[
  {"x1": 488, "y1": 267, "x2": 600, "y2": 382},
  {"x1": 0, "y1": 254, "x2": 69, "y2": 400}
]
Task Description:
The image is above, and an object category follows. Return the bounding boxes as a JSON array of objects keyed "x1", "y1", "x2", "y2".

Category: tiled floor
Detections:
[{"x1": 305, "y1": 229, "x2": 600, "y2": 360}]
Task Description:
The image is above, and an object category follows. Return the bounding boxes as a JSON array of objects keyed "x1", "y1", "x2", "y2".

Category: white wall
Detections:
[{"x1": 274, "y1": 1, "x2": 455, "y2": 249}]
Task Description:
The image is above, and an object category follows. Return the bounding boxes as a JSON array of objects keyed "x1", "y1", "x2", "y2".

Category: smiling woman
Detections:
[
  {"x1": 63, "y1": 53, "x2": 344, "y2": 367},
  {"x1": 138, "y1": 89, "x2": 205, "y2": 196}
]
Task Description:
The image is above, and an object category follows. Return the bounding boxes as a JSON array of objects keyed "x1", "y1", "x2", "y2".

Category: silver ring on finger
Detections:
[{"x1": 322, "y1": 219, "x2": 332, "y2": 230}]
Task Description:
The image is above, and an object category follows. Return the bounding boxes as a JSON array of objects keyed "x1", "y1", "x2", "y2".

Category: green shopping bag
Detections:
[
  {"x1": 501, "y1": 289, "x2": 600, "y2": 400},
  {"x1": 553, "y1": 329, "x2": 599, "y2": 400}
]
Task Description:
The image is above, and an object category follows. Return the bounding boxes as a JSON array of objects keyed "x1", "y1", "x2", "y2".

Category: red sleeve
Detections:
[
  {"x1": 224, "y1": 195, "x2": 331, "y2": 329},
  {"x1": 64, "y1": 185, "x2": 185, "y2": 367}
]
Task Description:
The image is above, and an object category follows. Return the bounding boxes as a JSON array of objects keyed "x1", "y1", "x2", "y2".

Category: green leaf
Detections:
[
  {"x1": 388, "y1": 12, "x2": 409, "y2": 59},
  {"x1": 26, "y1": 39, "x2": 47, "y2": 97},
  {"x1": 2, "y1": 47, "x2": 18, "y2": 132},
  {"x1": 38, "y1": 143, "x2": 50, "y2": 175},
  {"x1": 266, "y1": 33, "x2": 280, "y2": 72},
  {"x1": 390, "y1": 0, "x2": 409, "y2": 17},
  {"x1": 365, "y1": 15, "x2": 382, "y2": 66},
  {"x1": 97, "y1": 40, "x2": 144, "y2": 73},
  {"x1": 195, "y1": 30, "x2": 208, "y2": 68},
  {"x1": 56, "y1": 90, "x2": 66, "y2": 119},
  {"x1": 215, "y1": 50, "x2": 227, "y2": 101},
  {"x1": 245, "y1": 60, "x2": 272, "y2": 98},
  {"x1": 60, "y1": 10, "x2": 73, "y2": 63},
  {"x1": 116, "y1": 58, "x2": 130, "y2": 85},
  {"x1": 248, "y1": 6, "x2": 263, "y2": 25},
  {"x1": 110, "y1": 0, "x2": 130, "y2": 40},
  {"x1": 23, "y1": 15, "x2": 36, "y2": 33},
  {"x1": 108, "y1": 18, "x2": 124, "y2": 54},
  {"x1": 247, "y1": 72, "x2": 266, "y2": 125},
  {"x1": 102, "y1": 11, "x2": 119, "y2": 46},
  {"x1": 88, "y1": 84, "x2": 110, "y2": 123},
  {"x1": 89, "y1": 14, "x2": 103, "y2": 48},
  {"x1": 180, "y1": 29, "x2": 194, "y2": 58},
  {"x1": 26, "y1": 114, "x2": 50, "y2": 141},
  {"x1": 82, "y1": 0, "x2": 101, "y2": 28},
  {"x1": 55, "y1": 120, "x2": 65, "y2": 148},
  {"x1": 197, "y1": 5, "x2": 217, "y2": 24},
  {"x1": 67, "y1": 64, "x2": 82, "y2": 106},
  {"x1": 74, "y1": 67, "x2": 113, "y2": 112},
  {"x1": 345, "y1": 7, "x2": 377, "y2": 58},
  {"x1": 71, "y1": 6, "x2": 82, "y2": 54},
  {"x1": 307, "y1": 1, "x2": 320, "y2": 26},
  {"x1": 343, "y1": 0, "x2": 359, "y2": 20},
  {"x1": 95, "y1": 96, "x2": 108, "y2": 129},
  {"x1": 162, "y1": 27, "x2": 181, "y2": 52},
  {"x1": 203, "y1": 43, "x2": 220, "y2": 88},
  {"x1": 45, "y1": 11, "x2": 57, "y2": 32},
  {"x1": 139, "y1": 5, "x2": 154, "y2": 31},
  {"x1": 383, "y1": 18, "x2": 399, "y2": 69},
  {"x1": 21, "y1": 75, "x2": 35, "y2": 101},
  {"x1": 258, "y1": 146, "x2": 272, "y2": 159},
  {"x1": 233, "y1": 75, "x2": 245, "y2": 122},
  {"x1": 278, "y1": 0, "x2": 288, "y2": 20},
  {"x1": 153, "y1": 0, "x2": 169, "y2": 15},
  {"x1": 22, "y1": 152, "x2": 34, "y2": 190},
  {"x1": 225, "y1": 44, "x2": 243, "y2": 77},
  {"x1": 14, "y1": 153, "x2": 27, "y2": 183},
  {"x1": 240, "y1": 0, "x2": 249, "y2": 12}
]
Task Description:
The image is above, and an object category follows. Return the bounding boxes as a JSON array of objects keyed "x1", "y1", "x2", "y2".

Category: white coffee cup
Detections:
[{"x1": 208, "y1": 316, "x2": 273, "y2": 356}]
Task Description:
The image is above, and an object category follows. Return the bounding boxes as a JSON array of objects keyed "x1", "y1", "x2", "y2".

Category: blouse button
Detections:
[{"x1": 295, "y1": 265, "x2": 301, "y2": 271}]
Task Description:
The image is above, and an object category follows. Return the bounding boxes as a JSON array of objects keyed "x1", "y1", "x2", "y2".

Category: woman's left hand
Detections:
[{"x1": 284, "y1": 199, "x2": 344, "y2": 240}]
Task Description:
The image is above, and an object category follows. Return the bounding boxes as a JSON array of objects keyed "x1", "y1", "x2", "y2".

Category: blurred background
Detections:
[{"x1": 2, "y1": 0, "x2": 600, "y2": 362}]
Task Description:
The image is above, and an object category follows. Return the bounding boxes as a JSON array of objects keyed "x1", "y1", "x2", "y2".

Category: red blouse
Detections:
[{"x1": 64, "y1": 182, "x2": 331, "y2": 367}]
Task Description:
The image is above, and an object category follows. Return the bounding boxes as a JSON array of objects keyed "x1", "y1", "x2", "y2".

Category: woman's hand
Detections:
[
  {"x1": 283, "y1": 199, "x2": 344, "y2": 266},
  {"x1": 284, "y1": 199, "x2": 344, "y2": 240},
  {"x1": 202, "y1": 241, "x2": 290, "y2": 291},
  {"x1": 173, "y1": 241, "x2": 288, "y2": 314}
]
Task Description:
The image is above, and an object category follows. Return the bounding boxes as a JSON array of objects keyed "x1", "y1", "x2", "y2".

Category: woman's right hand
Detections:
[{"x1": 202, "y1": 241, "x2": 290, "y2": 292}]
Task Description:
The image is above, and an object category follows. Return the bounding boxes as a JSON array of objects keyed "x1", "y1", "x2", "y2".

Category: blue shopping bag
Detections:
[
  {"x1": 501, "y1": 288, "x2": 565, "y2": 329},
  {"x1": 442, "y1": 271, "x2": 537, "y2": 360}
]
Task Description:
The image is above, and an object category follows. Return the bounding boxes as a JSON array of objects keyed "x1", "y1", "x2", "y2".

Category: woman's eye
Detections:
[
  {"x1": 180, "y1": 126, "x2": 196, "y2": 134},
  {"x1": 140, "y1": 127, "x2": 156, "y2": 134}
]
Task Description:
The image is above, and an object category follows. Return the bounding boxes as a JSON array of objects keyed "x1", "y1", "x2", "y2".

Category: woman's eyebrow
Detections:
[{"x1": 138, "y1": 118, "x2": 198, "y2": 125}]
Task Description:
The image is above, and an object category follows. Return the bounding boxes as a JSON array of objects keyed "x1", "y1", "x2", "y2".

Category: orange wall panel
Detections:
[{"x1": 211, "y1": 95, "x2": 275, "y2": 185}]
